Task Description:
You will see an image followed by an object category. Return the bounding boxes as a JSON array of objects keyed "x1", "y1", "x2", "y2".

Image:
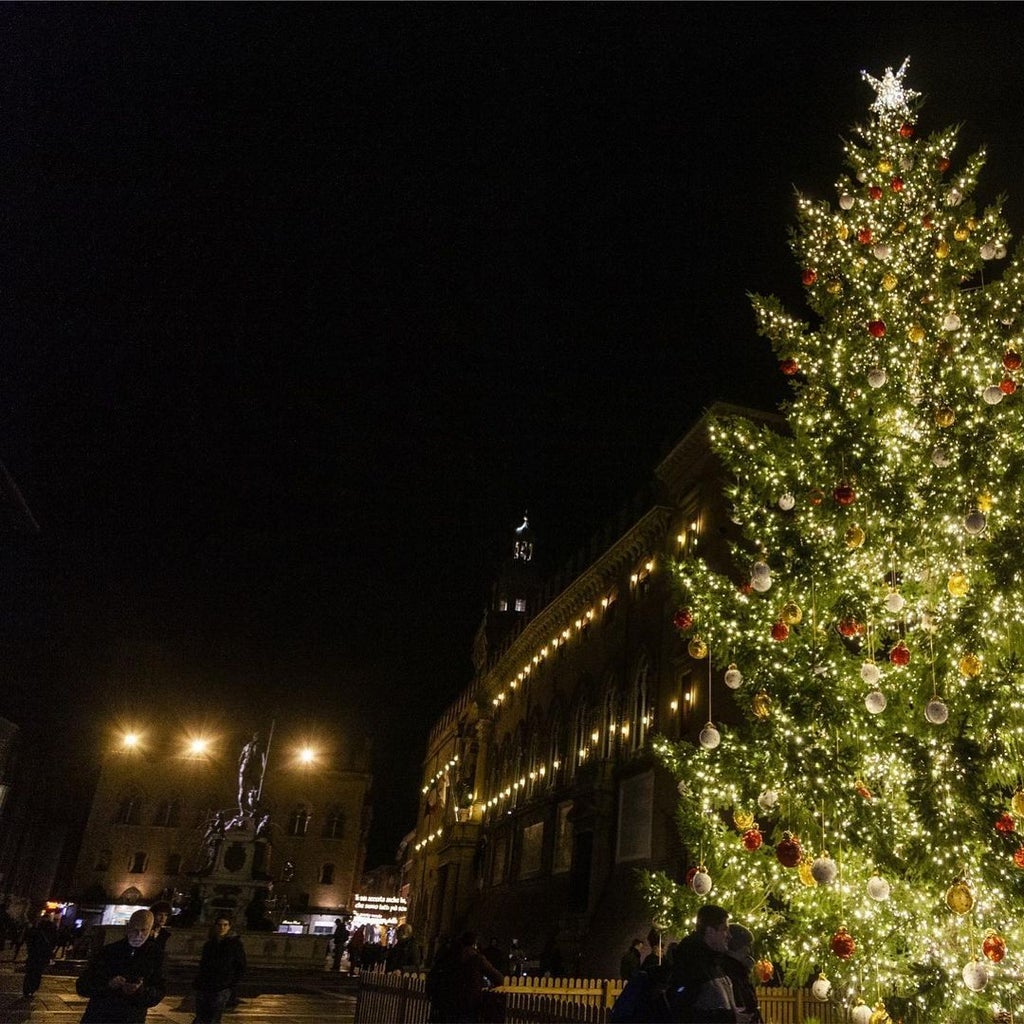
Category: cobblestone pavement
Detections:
[{"x1": 0, "y1": 954, "x2": 358, "y2": 1023}]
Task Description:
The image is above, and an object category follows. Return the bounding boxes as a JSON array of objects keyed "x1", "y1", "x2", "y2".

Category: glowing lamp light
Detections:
[
  {"x1": 122, "y1": 732, "x2": 141, "y2": 749},
  {"x1": 298, "y1": 747, "x2": 316, "y2": 765},
  {"x1": 188, "y1": 737, "x2": 209, "y2": 756}
]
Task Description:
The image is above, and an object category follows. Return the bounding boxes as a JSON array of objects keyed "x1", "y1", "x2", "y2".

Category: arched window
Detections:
[
  {"x1": 572, "y1": 699, "x2": 589, "y2": 774},
  {"x1": 322, "y1": 807, "x2": 345, "y2": 839},
  {"x1": 129, "y1": 851, "x2": 148, "y2": 874},
  {"x1": 113, "y1": 789, "x2": 143, "y2": 826},
  {"x1": 287, "y1": 806, "x2": 310, "y2": 837},
  {"x1": 602, "y1": 683, "x2": 619, "y2": 760},
  {"x1": 630, "y1": 655, "x2": 651, "y2": 753},
  {"x1": 164, "y1": 853, "x2": 182, "y2": 875},
  {"x1": 319, "y1": 863, "x2": 335, "y2": 885},
  {"x1": 153, "y1": 799, "x2": 181, "y2": 827}
]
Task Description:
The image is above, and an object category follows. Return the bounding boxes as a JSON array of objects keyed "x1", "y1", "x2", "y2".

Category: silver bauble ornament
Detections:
[
  {"x1": 757, "y1": 788, "x2": 779, "y2": 812},
  {"x1": 962, "y1": 960, "x2": 990, "y2": 992},
  {"x1": 698, "y1": 723, "x2": 721, "y2": 749},
  {"x1": 811, "y1": 975, "x2": 832, "y2": 1001},
  {"x1": 867, "y1": 875, "x2": 891, "y2": 901},
  {"x1": 778, "y1": 493, "x2": 795, "y2": 511},
  {"x1": 964, "y1": 510, "x2": 987, "y2": 536},
  {"x1": 925, "y1": 697, "x2": 949, "y2": 725},
  {"x1": 750, "y1": 560, "x2": 771, "y2": 582},
  {"x1": 851, "y1": 1002, "x2": 873, "y2": 1024},
  {"x1": 691, "y1": 869, "x2": 712, "y2": 895},
  {"x1": 750, "y1": 575, "x2": 772, "y2": 593},
  {"x1": 872, "y1": 243, "x2": 891, "y2": 261},
  {"x1": 724, "y1": 665, "x2": 743, "y2": 689},
  {"x1": 984, "y1": 384, "x2": 1005, "y2": 405},
  {"x1": 811, "y1": 854, "x2": 838, "y2": 885},
  {"x1": 884, "y1": 591, "x2": 905, "y2": 614},
  {"x1": 865, "y1": 689, "x2": 887, "y2": 714},
  {"x1": 839, "y1": 194, "x2": 855, "y2": 210},
  {"x1": 867, "y1": 367, "x2": 887, "y2": 388},
  {"x1": 981, "y1": 242, "x2": 997, "y2": 260},
  {"x1": 942, "y1": 311, "x2": 962, "y2": 331},
  {"x1": 931, "y1": 446, "x2": 952, "y2": 468}
]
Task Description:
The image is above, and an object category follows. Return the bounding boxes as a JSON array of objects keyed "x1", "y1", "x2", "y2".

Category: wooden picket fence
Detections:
[{"x1": 354, "y1": 968, "x2": 849, "y2": 1023}]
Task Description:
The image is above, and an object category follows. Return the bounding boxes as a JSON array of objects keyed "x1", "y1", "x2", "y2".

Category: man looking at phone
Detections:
[{"x1": 76, "y1": 908, "x2": 166, "y2": 1022}]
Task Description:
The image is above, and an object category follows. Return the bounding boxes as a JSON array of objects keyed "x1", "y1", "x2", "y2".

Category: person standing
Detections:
[
  {"x1": 22, "y1": 908, "x2": 58, "y2": 999},
  {"x1": 723, "y1": 924, "x2": 763, "y2": 1024},
  {"x1": 76, "y1": 909, "x2": 166, "y2": 1023},
  {"x1": 385, "y1": 923, "x2": 419, "y2": 972},
  {"x1": 191, "y1": 913, "x2": 247, "y2": 1024},
  {"x1": 620, "y1": 937, "x2": 645, "y2": 980},
  {"x1": 331, "y1": 917, "x2": 349, "y2": 972},
  {"x1": 667, "y1": 904, "x2": 752, "y2": 1023},
  {"x1": 149, "y1": 902, "x2": 173, "y2": 956},
  {"x1": 449, "y1": 931, "x2": 504, "y2": 1023}
]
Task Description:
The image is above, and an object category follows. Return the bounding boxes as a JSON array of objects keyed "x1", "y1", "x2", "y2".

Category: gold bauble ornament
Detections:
[
  {"x1": 954, "y1": 225, "x2": 969, "y2": 241},
  {"x1": 946, "y1": 879, "x2": 975, "y2": 915},
  {"x1": 967, "y1": 217, "x2": 979, "y2": 230},
  {"x1": 688, "y1": 637, "x2": 708, "y2": 659},
  {"x1": 733, "y1": 809, "x2": 755, "y2": 831},
  {"x1": 1012, "y1": 789, "x2": 1024, "y2": 817},
  {"x1": 845, "y1": 524, "x2": 866, "y2": 549},
  {"x1": 907, "y1": 323, "x2": 926, "y2": 343},
  {"x1": 797, "y1": 856, "x2": 818, "y2": 887},
  {"x1": 934, "y1": 405, "x2": 955, "y2": 427},
  {"x1": 752, "y1": 691, "x2": 772, "y2": 719},
  {"x1": 935, "y1": 239, "x2": 950, "y2": 258},
  {"x1": 877, "y1": 159, "x2": 893, "y2": 173},
  {"x1": 947, "y1": 571, "x2": 970, "y2": 597},
  {"x1": 978, "y1": 492, "x2": 993, "y2": 512},
  {"x1": 836, "y1": 223, "x2": 849, "y2": 241},
  {"x1": 881, "y1": 272, "x2": 897, "y2": 291},
  {"x1": 826, "y1": 278, "x2": 843, "y2": 295},
  {"x1": 869, "y1": 1003, "x2": 892, "y2": 1024},
  {"x1": 959, "y1": 653, "x2": 982, "y2": 677},
  {"x1": 781, "y1": 601, "x2": 803, "y2": 625}
]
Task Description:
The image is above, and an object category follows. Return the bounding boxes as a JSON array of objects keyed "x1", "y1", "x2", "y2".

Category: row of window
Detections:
[
  {"x1": 110, "y1": 799, "x2": 345, "y2": 839},
  {"x1": 94, "y1": 849, "x2": 341, "y2": 885}
]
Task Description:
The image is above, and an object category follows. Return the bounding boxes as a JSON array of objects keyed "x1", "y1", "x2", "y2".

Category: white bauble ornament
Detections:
[
  {"x1": 925, "y1": 697, "x2": 949, "y2": 725},
  {"x1": 884, "y1": 591, "x2": 906, "y2": 614},
  {"x1": 867, "y1": 874, "x2": 891, "y2": 901},
  {"x1": 942, "y1": 311, "x2": 962, "y2": 331},
  {"x1": 724, "y1": 665, "x2": 743, "y2": 689},
  {"x1": 964, "y1": 510, "x2": 987, "y2": 536},
  {"x1": 811, "y1": 854, "x2": 838, "y2": 885},
  {"x1": 839, "y1": 193, "x2": 855, "y2": 210},
  {"x1": 861, "y1": 662, "x2": 881, "y2": 685},
  {"x1": 984, "y1": 385, "x2": 1004, "y2": 405},
  {"x1": 851, "y1": 1002, "x2": 873, "y2": 1024},
  {"x1": 931, "y1": 446, "x2": 952, "y2": 467},
  {"x1": 867, "y1": 367, "x2": 887, "y2": 388},
  {"x1": 750, "y1": 560, "x2": 771, "y2": 582},
  {"x1": 698, "y1": 723, "x2": 721, "y2": 749},
  {"x1": 962, "y1": 960, "x2": 990, "y2": 992},
  {"x1": 872, "y1": 243, "x2": 891, "y2": 261},
  {"x1": 899, "y1": 156, "x2": 913, "y2": 173},
  {"x1": 996, "y1": 243, "x2": 1007, "y2": 259},
  {"x1": 811, "y1": 975, "x2": 832, "y2": 1001},
  {"x1": 757, "y1": 788, "x2": 779, "y2": 812},
  {"x1": 750, "y1": 575, "x2": 772, "y2": 593},
  {"x1": 946, "y1": 188, "x2": 963, "y2": 207},
  {"x1": 981, "y1": 242, "x2": 997, "y2": 260},
  {"x1": 778, "y1": 493, "x2": 795, "y2": 511},
  {"x1": 691, "y1": 869, "x2": 712, "y2": 895},
  {"x1": 865, "y1": 689, "x2": 887, "y2": 714},
  {"x1": 676, "y1": 779, "x2": 689, "y2": 796}
]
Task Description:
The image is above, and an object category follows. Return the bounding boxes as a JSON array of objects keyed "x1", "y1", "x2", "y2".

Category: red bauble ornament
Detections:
[
  {"x1": 1001, "y1": 378, "x2": 1017, "y2": 395},
  {"x1": 937, "y1": 156, "x2": 951, "y2": 172},
  {"x1": 900, "y1": 123, "x2": 914, "y2": 139},
  {"x1": 684, "y1": 865, "x2": 698, "y2": 886},
  {"x1": 889, "y1": 641, "x2": 910, "y2": 666},
  {"x1": 742, "y1": 827, "x2": 763, "y2": 851},
  {"x1": 834, "y1": 483, "x2": 856, "y2": 506},
  {"x1": 802, "y1": 268, "x2": 818, "y2": 286},
  {"x1": 983, "y1": 933, "x2": 1007, "y2": 963},
  {"x1": 673, "y1": 608, "x2": 694, "y2": 632},
  {"x1": 1014, "y1": 847, "x2": 1024, "y2": 869},
  {"x1": 779, "y1": 357, "x2": 800, "y2": 376},
  {"x1": 857, "y1": 227, "x2": 873, "y2": 245},
  {"x1": 868, "y1": 185, "x2": 883, "y2": 201},
  {"x1": 868, "y1": 320, "x2": 886, "y2": 338},
  {"x1": 830, "y1": 928, "x2": 856, "y2": 960},
  {"x1": 995, "y1": 812, "x2": 1016, "y2": 834},
  {"x1": 837, "y1": 617, "x2": 863, "y2": 638},
  {"x1": 771, "y1": 620, "x2": 790, "y2": 642},
  {"x1": 775, "y1": 832, "x2": 802, "y2": 867},
  {"x1": 808, "y1": 488, "x2": 824, "y2": 506},
  {"x1": 891, "y1": 176, "x2": 904, "y2": 192},
  {"x1": 739, "y1": 582, "x2": 753, "y2": 595},
  {"x1": 1004, "y1": 349, "x2": 1022, "y2": 371},
  {"x1": 855, "y1": 780, "x2": 873, "y2": 800}
]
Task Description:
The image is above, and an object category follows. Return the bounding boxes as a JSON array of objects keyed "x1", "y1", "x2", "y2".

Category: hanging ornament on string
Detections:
[
  {"x1": 1004, "y1": 349, "x2": 1022, "y2": 371},
  {"x1": 750, "y1": 559, "x2": 773, "y2": 592},
  {"x1": 994, "y1": 812, "x2": 1015, "y2": 834},
  {"x1": 830, "y1": 927, "x2": 856, "y2": 960},
  {"x1": 865, "y1": 689, "x2": 887, "y2": 714},
  {"x1": 867, "y1": 874, "x2": 891, "y2": 901},
  {"x1": 755, "y1": 959, "x2": 775, "y2": 984},
  {"x1": 781, "y1": 601, "x2": 802, "y2": 624},
  {"x1": 742, "y1": 825, "x2": 764, "y2": 851},
  {"x1": 1000, "y1": 377, "x2": 1017, "y2": 395},
  {"x1": 932, "y1": 445, "x2": 952, "y2": 468},
  {"x1": 984, "y1": 384, "x2": 1005, "y2": 405},
  {"x1": 948, "y1": 570, "x2": 970, "y2": 597},
  {"x1": 688, "y1": 637, "x2": 708, "y2": 659},
  {"x1": 699, "y1": 656, "x2": 720, "y2": 749},
  {"x1": 733, "y1": 809, "x2": 755, "y2": 831},
  {"x1": 962, "y1": 960, "x2": 990, "y2": 992},
  {"x1": 964, "y1": 509, "x2": 987, "y2": 535},
  {"x1": 868, "y1": 1002, "x2": 892, "y2": 1024},
  {"x1": 888, "y1": 641, "x2": 910, "y2": 666},
  {"x1": 811, "y1": 974, "x2": 832, "y2": 1001},
  {"x1": 867, "y1": 366, "x2": 887, "y2": 388},
  {"x1": 1011, "y1": 789, "x2": 1024, "y2": 817},
  {"x1": 775, "y1": 831, "x2": 803, "y2": 867},
  {"x1": 983, "y1": 932, "x2": 1007, "y2": 963},
  {"x1": 926, "y1": 635, "x2": 949, "y2": 724},
  {"x1": 834, "y1": 481, "x2": 857, "y2": 505},
  {"x1": 757, "y1": 788, "x2": 779, "y2": 812},
  {"x1": 838, "y1": 617, "x2": 864, "y2": 638},
  {"x1": 752, "y1": 691, "x2": 772, "y2": 719},
  {"x1": 778, "y1": 492, "x2": 796, "y2": 511},
  {"x1": 845, "y1": 524, "x2": 866, "y2": 548},
  {"x1": 935, "y1": 405, "x2": 955, "y2": 427},
  {"x1": 691, "y1": 866, "x2": 713, "y2": 895},
  {"x1": 851, "y1": 1000, "x2": 873, "y2": 1024},
  {"x1": 724, "y1": 664, "x2": 743, "y2": 689},
  {"x1": 771, "y1": 620, "x2": 790, "y2": 642},
  {"x1": 946, "y1": 876, "x2": 974, "y2": 914},
  {"x1": 959, "y1": 652, "x2": 983, "y2": 677},
  {"x1": 673, "y1": 608, "x2": 694, "y2": 631},
  {"x1": 812, "y1": 852, "x2": 838, "y2": 885},
  {"x1": 1013, "y1": 847, "x2": 1024, "y2": 869},
  {"x1": 797, "y1": 856, "x2": 817, "y2": 887}
]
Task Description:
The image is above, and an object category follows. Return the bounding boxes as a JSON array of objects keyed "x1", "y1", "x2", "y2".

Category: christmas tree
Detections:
[{"x1": 646, "y1": 59, "x2": 1024, "y2": 1023}]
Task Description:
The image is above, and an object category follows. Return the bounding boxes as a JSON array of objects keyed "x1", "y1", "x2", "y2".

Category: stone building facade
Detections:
[
  {"x1": 404, "y1": 406, "x2": 769, "y2": 977},
  {"x1": 70, "y1": 725, "x2": 372, "y2": 931}
]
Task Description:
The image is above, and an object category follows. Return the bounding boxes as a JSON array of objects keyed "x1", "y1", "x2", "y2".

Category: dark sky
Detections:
[{"x1": 3, "y1": 4, "x2": 1024, "y2": 866}]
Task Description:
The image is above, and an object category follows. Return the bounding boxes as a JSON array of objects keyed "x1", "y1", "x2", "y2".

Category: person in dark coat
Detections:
[
  {"x1": 385, "y1": 923, "x2": 419, "y2": 972},
  {"x1": 667, "y1": 904, "x2": 753, "y2": 1023},
  {"x1": 191, "y1": 913, "x2": 247, "y2": 1024},
  {"x1": 723, "y1": 924, "x2": 763, "y2": 1023},
  {"x1": 76, "y1": 909, "x2": 166, "y2": 1023},
  {"x1": 620, "y1": 937, "x2": 645, "y2": 980},
  {"x1": 331, "y1": 918, "x2": 349, "y2": 972},
  {"x1": 449, "y1": 930, "x2": 504, "y2": 1023},
  {"x1": 149, "y1": 902, "x2": 173, "y2": 956},
  {"x1": 22, "y1": 909, "x2": 58, "y2": 998}
]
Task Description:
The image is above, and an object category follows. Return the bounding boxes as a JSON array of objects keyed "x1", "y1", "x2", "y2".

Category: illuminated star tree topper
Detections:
[{"x1": 861, "y1": 56, "x2": 921, "y2": 119}]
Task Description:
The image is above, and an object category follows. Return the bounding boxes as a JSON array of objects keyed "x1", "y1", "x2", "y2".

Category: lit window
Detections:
[
  {"x1": 129, "y1": 851, "x2": 148, "y2": 874},
  {"x1": 287, "y1": 807, "x2": 310, "y2": 837},
  {"x1": 515, "y1": 598, "x2": 527, "y2": 613}
]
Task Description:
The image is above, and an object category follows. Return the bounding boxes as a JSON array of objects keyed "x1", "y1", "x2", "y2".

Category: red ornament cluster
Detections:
[
  {"x1": 983, "y1": 933, "x2": 1007, "y2": 963},
  {"x1": 857, "y1": 228, "x2": 873, "y2": 245},
  {"x1": 775, "y1": 832, "x2": 802, "y2": 867},
  {"x1": 771, "y1": 620, "x2": 790, "y2": 642},
  {"x1": 673, "y1": 608, "x2": 694, "y2": 632},
  {"x1": 899, "y1": 123, "x2": 914, "y2": 139},
  {"x1": 995, "y1": 812, "x2": 1016, "y2": 834},
  {"x1": 868, "y1": 319, "x2": 887, "y2": 338},
  {"x1": 891, "y1": 176, "x2": 904, "y2": 192},
  {"x1": 889, "y1": 641, "x2": 910, "y2": 666},
  {"x1": 868, "y1": 185, "x2": 883, "y2": 201},
  {"x1": 779, "y1": 357, "x2": 800, "y2": 376},
  {"x1": 802, "y1": 268, "x2": 818, "y2": 286},
  {"x1": 830, "y1": 928, "x2": 856, "y2": 960},
  {"x1": 833, "y1": 483, "x2": 856, "y2": 506},
  {"x1": 837, "y1": 617, "x2": 864, "y2": 638},
  {"x1": 742, "y1": 827, "x2": 763, "y2": 852},
  {"x1": 1004, "y1": 350, "x2": 1022, "y2": 371}
]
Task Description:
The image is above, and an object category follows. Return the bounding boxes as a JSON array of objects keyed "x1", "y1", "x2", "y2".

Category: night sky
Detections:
[{"x1": 3, "y1": 4, "x2": 1024, "y2": 866}]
